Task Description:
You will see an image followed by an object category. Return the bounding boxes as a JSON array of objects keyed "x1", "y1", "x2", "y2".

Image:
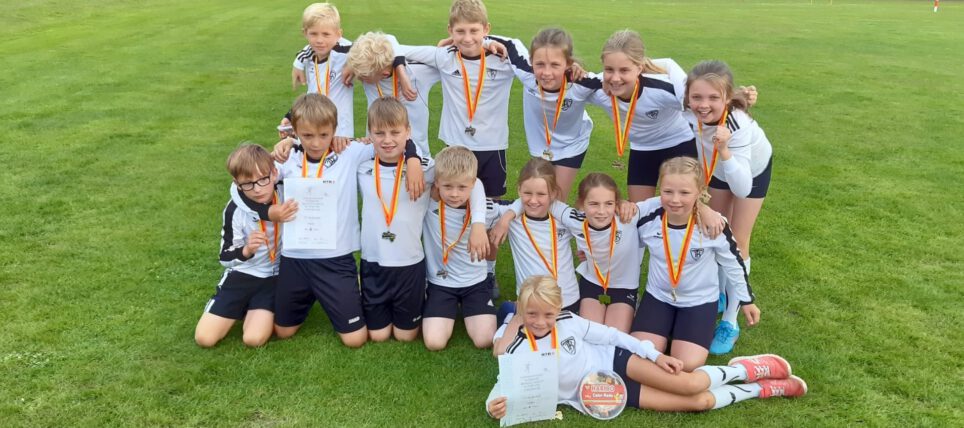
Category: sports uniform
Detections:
[
  {"x1": 684, "y1": 108, "x2": 773, "y2": 198},
  {"x1": 292, "y1": 43, "x2": 355, "y2": 137}
]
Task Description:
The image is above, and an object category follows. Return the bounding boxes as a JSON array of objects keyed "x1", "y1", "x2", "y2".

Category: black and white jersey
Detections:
[
  {"x1": 635, "y1": 198, "x2": 754, "y2": 307},
  {"x1": 219, "y1": 187, "x2": 280, "y2": 278},
  {"x1": 293, "y1": 44, "x2": 355, "y2": 137},
  {"x1": 397, "y1": 38, "x2": 517, "y2": 151},
  {"x1": 581, "y1": 58, "x2": 692, "y2": 151},
  {"x1": 275, "y1": 141, "x2": 374, "y2": 259},
  {"x1": 501, "y1": 38, "x2": 594, "y2": 161},
  {"x1": 423, "y1": 190, "x2": 502, "y2": 288},
  {"x1": 684, "y1": 108, "x2": 773, "y2": 198},
  {"x1": 502, "y1": 202, "x2": 579, "y2": 308},
  {"x1": 487, "y1": 312, "x2": 660, "y2": 415}
]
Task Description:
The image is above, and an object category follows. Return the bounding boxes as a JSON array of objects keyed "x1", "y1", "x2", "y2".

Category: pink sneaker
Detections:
[
  {"x1": 758, "y1": 375, "x2": 808, "y2": 398},
  {"x1": 728, "y1": 354, "x2": 791, "y2": 381}
]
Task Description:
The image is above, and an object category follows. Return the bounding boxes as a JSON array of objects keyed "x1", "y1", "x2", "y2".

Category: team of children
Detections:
[{"x1": 194, "y1": 0, "x2": 789, "y2": 419}]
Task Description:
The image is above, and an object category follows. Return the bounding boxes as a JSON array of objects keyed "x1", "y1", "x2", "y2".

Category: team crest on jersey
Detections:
[
  {"x1": 557, "y1": 229, "x2": 566, "y2": 239},
  {"x1": 561, "y1": 98, "x2": 573, "y2": 111},
  {"x1": 690, "y1": 248, "x2": 704, "y2": 261},
  {"x1": 561, "y1": 336, "x2": 576, "y2": 355},
  {"x1": 645, "y1": 110, "x2": 659, "y2": 120},
  {"x1": 324, "y1": 154, "x2": 338, "y2": 168},
  {"x1": 487, "y1": 69, "x2": 497, "y2": 79}
]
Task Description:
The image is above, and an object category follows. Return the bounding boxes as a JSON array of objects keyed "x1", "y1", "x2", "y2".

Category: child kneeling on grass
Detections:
[{"x1": 486, "y1": 276, "x2": 805, "y2": 419}]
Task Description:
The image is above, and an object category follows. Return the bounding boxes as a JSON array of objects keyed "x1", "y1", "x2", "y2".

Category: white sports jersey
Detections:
[
  {"x1": 361, "y1": 62, "x2": 440, "y2": 158},
  {"x1": 501, "y1": 38, "x2": 594, "y2": 161},
  {"x1": 423, "y1": 190, "x2": 502, "y2": 288},
  {"x1": 487, "y1": 312, "x2": 660, "y2": 415},
  {"x1": 276, "y1": 141, "x2": 374, "y2": 259},
  {"x1": 397, "y1": 38, "x2": 517, "y2": 151},
  {"x1": 684, "y1": 108, "x2": 773, "y2": 198},
  {"x1": 635, "y1": 198, "x2": 754, "y2": 307},
  {"x1": 583, "y1": 58, "x2": 693, "y2": 151},
  {"x1": 501, "y1": 201, "x2": 579, "y2": 308},
  {"x1": 219, "y1": 187, "x2": 281, "y2": 278},
  {"x1": 293, "y1": 45, "x2": 355, "y2": 137}
]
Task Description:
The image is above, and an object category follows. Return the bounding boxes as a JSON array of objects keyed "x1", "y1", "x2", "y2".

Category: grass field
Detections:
[{"x1": 2, "y1": 0, "x2": 963, "y2": 426}]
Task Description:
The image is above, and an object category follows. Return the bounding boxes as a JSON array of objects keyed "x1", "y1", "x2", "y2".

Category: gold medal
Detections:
[
  {"x1": 598, "y1": 294, "x2": 611, "y2": 305},
  {"x1": 539, "y1": 76, "x2": 567, "y2": 161},
  {"x1": 374, "y1": 156, "x2": 404, "y2": 243},
  {"x1": 381, "y1": 231, "x2": 397, "y2": 242},
  {"x1": 611, "y1": 159, "x2": 624, "y2": 170},
  {"x1": 584, "y1": 218, "x2": 617, "y2": 306},
  {"x1": 663, "y1": 214, "x2": 696, "y2": 304},
  {"x1": 610, "y1": 79, "x2": 640, "y2": 168},
  {"x1": 542, "y1": 149, "x2": 553, "y2": 160},
  {"x1": 456, "y1": 51, "x2": 486, "y2": 139}
]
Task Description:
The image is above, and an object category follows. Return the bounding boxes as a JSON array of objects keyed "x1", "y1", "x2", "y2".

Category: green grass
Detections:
[{"x1": 2, "y1": 0, "x2": 963, "y2": 426}]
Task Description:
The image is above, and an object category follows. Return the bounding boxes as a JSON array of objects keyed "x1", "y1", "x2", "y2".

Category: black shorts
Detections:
[
  {"x1": 275, "y1": 255, "x2": 366, "y2": 334},
  {"x1": 470, "y1": 149, "x2": 507, "y2": 197},
  {"x1": 578, "y1": 275, "x2": 638, "y2": 307},
  {"x1": 423, "y1": 277, "x2": 497, "y2": 319},
  {"x1": 613, "y1": 347, "x2": 642, "y2": 409},
  {"x1": 204, "y1": 270, "x2": 276, "y2": 320},
  {"x1": 360, "y1": 259, "x2": 427, "y2": 330},
  {"x1": 709, "y1": 157, "x2": 773, "y2": 198},
  {"x1": 626, "y1": 139, "x2": 698, "y2": 186},
  {"x1": 630, "y1": 292, "x2": 718, "y2": 349},
  {"x1": 550, "y1": 149, "x2": 587, "y2": 169},
  {"x1": 562, "y1": 301, "x2": 580, "y2": 315}
]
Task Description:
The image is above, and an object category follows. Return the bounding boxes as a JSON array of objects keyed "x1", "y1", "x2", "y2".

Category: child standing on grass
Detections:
[
  {"x1": 683, "y1": 60, "x2": 773, "y2": 356},
  {"x1": 631, "y1": 157, "x2": 759, "y2": 371},
  {"x1": 195, "y1": 144, "x2": 287, "y2": 348},
  {"x1": 486, "y1": 276, "x2": 806, "y2": 419}
]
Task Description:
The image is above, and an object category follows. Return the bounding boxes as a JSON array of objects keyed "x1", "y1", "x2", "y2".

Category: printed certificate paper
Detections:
[
  {"x1": 497, "y1": 352, "x2": 558, "y2": 427},
  {"x1": 282, "y1": 177, "x2": 337, "y2": 250}
]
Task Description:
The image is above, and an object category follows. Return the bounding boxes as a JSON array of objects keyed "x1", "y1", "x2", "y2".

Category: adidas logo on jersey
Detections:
[
  {"x1": 561, "y1": 336, "x2": 576, "y2": 355},
  {"x1": 645, "y1": 110, "x2": 659, "y2": 120},
  {"x1": 452, "y1": 69, "x2": 461, "y2": 77}
]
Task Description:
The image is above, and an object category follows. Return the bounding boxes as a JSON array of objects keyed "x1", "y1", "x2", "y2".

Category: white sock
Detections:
[
  {"x1": 697, "y1": 364, "x2": 748, "y2": 389},
  {"x1": 710, "y1": 383, "x2": 762, "y2": 409},
  {"x1": 487, "y1": 260, "x2": 496, "y2": 275}
]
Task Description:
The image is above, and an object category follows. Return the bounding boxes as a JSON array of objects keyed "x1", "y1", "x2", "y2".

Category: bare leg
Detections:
[
  {"x1": 195, "y1": 313, "x2": 236, "y2": 348},
  {"x1": 627, "y1": 185, "x2": 656, "y2": 203},
  {"x1": 631, "y1": 331, "x2": 668, "y2": 353},
  {"x1": 670, "y1": 339, "x2": 710, "y2": 372},
  {"x1": 602, "y1": 302, "x2": 634, "y2": 333},
  {"x1": 338, "y1": 328, "x2": 368, "y2": 348},
  {"x1": 578, "y1": 298, "x2": 606, "y2": 324},
  {"x1": 393, "y1": 326, "x2": 420, "y2": 342},
  {"x1": 464, "y1": 314, "x2": 497, "y2": 349},
  {"x1": 708, "y1": 188, "x2": 734, "y2": 219},
  {"x1": 274, "y1": 323, "x2": 301, "y2": 339},
  {"x1": 241, "y1": 309, "x2": 274, "y2": 347},
  {"x1": 553, "y1": 165, "x2": 580, "y2": 201},
  {"x1": 728, "y1": 197, "x2": 765, "y2": 260},
  {"x1": 626, "y1": 354, "x2": 711, "y2": 396},
  {"x1": 369, "y1": 325, "x2": 393, "y2": 342},
  {"x1": 422, "y1": 317, "x2": 455, "y2": 351},
  {"x1": 639, "y1": 387, "x2": 715, "y2": 412}
]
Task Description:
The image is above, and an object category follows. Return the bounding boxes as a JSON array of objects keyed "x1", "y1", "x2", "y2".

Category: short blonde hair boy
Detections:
[
  {"x1": 226, "y1": 143, "x2": 274, "y2": 180},
  {"x1": 302, "y1": 3, "x2": 341, "y2": 30},
  {"x1": 367, "y1": 97, "x2": 409, "y2": 131},
  {"x1": 518, "y1": 276, "x2": 563, "y2": 314},
  {"x1": 449, "y1": 0, "x2": 488, "y2": 26},
  {"x1": 290, "y1": 93, "x2": 338, "y2": 132},
  {"x1": 346, "y1": 32, "x2": 395, "y2": 80},
  {"x1": 434, "y1": 146, "x2": 477, "y2": 183}
]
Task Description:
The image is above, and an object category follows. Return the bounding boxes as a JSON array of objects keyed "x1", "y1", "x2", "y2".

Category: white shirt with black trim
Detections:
[
  {"x1": 635, "y1": 198, "x2": 754, "y2": 307},
  {"x1": 397, "y1": 39, "x2": 517, "y2": 151},
  {"x1": 422, "y1": 189, "x2": 502, "y2": 288},
  {"x1": 293, "y1": 44, "x2": 355, "y2": 138},
  {"x1": 684, "y1": 108, "x2": 773, "y2": 198},
  {"x1": 487, "y1": 312, "x2": 660, "y2": 416},
  {"x1": 219, "y1": 187, "x2": 281, "y2": 278},
  {"x1": 582, "y1": 58, "x2": 693, "y2": 151},
  {"x1": 501, "y1": 202, "x2": 579, "y2": 308}
]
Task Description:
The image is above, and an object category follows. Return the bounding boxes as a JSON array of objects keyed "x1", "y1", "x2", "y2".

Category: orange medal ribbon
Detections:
[
  {"x1": 258, "y1": 192, "x2": 280, "y2": 263},
  {"x1": 374, "y1": 156, "x2": 404, "y2": 228},
  {"x1": 538, "y1": 76, "x2": 568, "y2": 150},
  {"x1": 521, "y1": 214, "x2": 558, "y2": 279},
  {"x1": 440, "y1": 200, "x2": 471, "y2": 265},
  {"x1": 661, "y1": 213, "x2": 696, "y2": 293},
  {"x1": 302, "y1": 148, "x2": 331, "y2": 178},
  {"x1": 523, "y1": 326, "x2": 558, "y2": 352},
  {"x1": 313, "y1": 56, "x2": 331, "y2": 96},
  {"x1": 582, "y1": 218, "x2": 617, "y2": 294},
  {"x1": 375, "y1": 72, "x2": 399, "y2": 98},
  {"x1": 697, "y1": 107, "x2": 730, "y2": 185},
  {"x1": 609, "y1": 79, "x2": 640, "y2": 158},
  {"x1": 456, "y1": 51, "x2": 486, "y2": 126}
]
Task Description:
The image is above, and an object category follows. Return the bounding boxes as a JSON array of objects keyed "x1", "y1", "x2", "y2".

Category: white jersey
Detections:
[
  {"x1": 397, "y1": 39, "x2": 516, "y2": 151},
  {"x1": 635, "y1": 198, "x2": 754, "y2": 307},
  {"x1": 583, "y1": 58, "x2": 693, "y2": 151},
  {"x1": 362, "y1": 62, "x2": 440, "y2": 158},
  {"x1": 293, "y1": 45, "x2": 355, "y2": 138},
  {"x1": 684, "y1": 108, "x2": 773, "y2": 198},
  {"x1": 487, "y1": 312, "x2": 660, "y2": 415},
  {"x1": 501, "y1": 202, "x2": 579, "y2": 308},
  {"x1": 501, "y1": 37, "x2": 594, "y2": 161},
  {"x1": 423, "y1": 191, "x2": 502, "y2": 288},
  {"x1": 275, "y1": 141, "x2": 374, "y2": 259},
  {"x1": 357, "y1": 156, "x2": 434, "y2": 267},
  {"x1": 219, "y1": 187, "x2": 281, "y2": 278}
]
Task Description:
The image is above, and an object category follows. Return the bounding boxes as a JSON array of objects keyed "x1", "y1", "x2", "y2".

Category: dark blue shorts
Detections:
[
  {"x1": 359, "y1": 259, "x2": 427, "y2": 330},
  {"x1": 709, "y1": 157, "x2": 773, "y2": 198},
  {"x1": 578, "y1": 274, "x2": 638, "y2": 307},
  {"x1": 470, "y1": 149, "x2": 507, "y2": 198},
  {"x1": 630, "y1": 291, "x2": 718, "y2": 349},
  {"x1": 204, "y1": 270, "x2": 276, "y2": 320},
  {"x1": 613, "y1": 347, "x2": 643, "y2": 409},
  {"x1": 550, "y1": 149, "x2": 587, "y2": 169},
  {"x1": 423, "y1": 277, "x2": 497, "y2": 319},
  {"x1": 627, "y1": 139, "x2": 698, "y2": 187},
  {"x1": 275, "y1": 255, "x2": 365, "y2": 333}
]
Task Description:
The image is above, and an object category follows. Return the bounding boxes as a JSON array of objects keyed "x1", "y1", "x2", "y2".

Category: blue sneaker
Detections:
[
  {"x1": 709, "y1": 321, "x2": 740, "y2": 355},
  {"x1": 717, "y1": 292, "x2": 726, "y2": 314},
  {"x1": 497, "y1": 301, "x2": 516, "y2": 326}
]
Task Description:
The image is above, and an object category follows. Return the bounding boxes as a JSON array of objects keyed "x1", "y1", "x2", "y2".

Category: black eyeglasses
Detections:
[{"x1": 236, "y1": 175, "x2": 271, "y2": 191}]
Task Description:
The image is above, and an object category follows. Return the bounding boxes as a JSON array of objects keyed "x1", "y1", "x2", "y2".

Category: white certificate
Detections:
[
  {"x1": 497, "y1": 351, "x2": 559, "y2": 427},
  {"x1": 281, "y1": 177, "x2": 338, "y2": 250}
]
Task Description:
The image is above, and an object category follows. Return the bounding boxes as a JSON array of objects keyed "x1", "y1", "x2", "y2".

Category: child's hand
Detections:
[
  {"x1": 487, "y1": 396, "x2": 508, "y2": 419},
  {"x1": 278, "y1": 117, "x2": 294, "y2": 139},
  {"x1": 272, "y1": 137, "x2": 296, "y2": 163},
  {"x1": 405, "y1": 159, "x2": 425, "y2": 200},
  {"x1": 741, "y1": 85, "x2": 758, "y2": 108},
  {"x1": 602, "y1": 79, "x2": 616, "y2": 97},
  {"x1": 697, "y1": 204, "x2": 724, "y2": 239},
  {"x1": 436, "y1": 37, "x2": 454, "y2": 47},
  {"x1": 617, "y1": 200, "x2": 638, "y2": 223},
  {"x1": 396, "y1": 66, "x2": 418, "y2": 101},
  {"x1": 268, "y1": 199, "x2": 298, "y2": 223},
  {"x1": 291, "y1": 68, "x2": 306, "y2": 90},
  {"x1": 341, "y1": 64, "x2": 355, "y2": 86},
  {"x1": 242, "y1": 230, "x2": 267, "y2": 258},
  {"x1": 714, "y1": 126, "x2": 732, "y2": 160},
  {"x1": 484, "y1": 40, "x2": 507, "y2": 60},
  {"x1": 468, "y1": 223, "x2": 490, "y2": 262},
  {"x1": 568, "y1": 62, "x2": 587, "y2": 81},
  {"x1": 576, "y1": 250, "x2": 587, "y2": 262},
  {"x1": 741, "y1": 303, "x2": 761, "y2": 326},
  {"x1": 331, "y1": 136, "x2": 352, "y2": 154},
  {"x1": 489, "y1": 213, "x2": 515, "y2": 246},
  {"x1": 655, "y1": 354, "x2": 684, "y2": 374}
]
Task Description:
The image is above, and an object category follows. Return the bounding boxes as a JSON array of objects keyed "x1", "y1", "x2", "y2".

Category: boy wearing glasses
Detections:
[{"x1": 195, "y1": 143, "x2": 286, "y2": 348}]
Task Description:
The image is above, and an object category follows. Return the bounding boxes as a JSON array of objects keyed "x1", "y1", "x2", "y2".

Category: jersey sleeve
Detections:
[
  {"x1": 720, "y1": 122, "x2": 754, "y2": 198},
  {"x1": 395, "y1": 45, "x2": 441, "y2": 69},
  {"x1": 292, "y1": 45, "x2": 312, "y2": 70},
  {"x1": 574, "y1": 314, "x2": 662, "y2": 362},
  {"x1": 549, "y1": 200, "x2": 583, "y2": 233},
  {"x1": 219, "y1": 202, "x2": 251, "y2": 267},
  {"x1": 490, "y1": 36, "x2": 537, "y2": 90},
  {"x1": 469, "y1": 178, "x2": 487, "y2": 224},
  {"x1": 715, "y1": 224, "x2": 754, "y2": 304},
  {"x1": 651, "y1": 58, "x2": 686, "y2": 108}
]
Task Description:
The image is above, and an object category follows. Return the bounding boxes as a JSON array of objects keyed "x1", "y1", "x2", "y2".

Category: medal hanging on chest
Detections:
[
  {"x1": 609, "y1": 79, "x2": 640, "y2": 170},
  {"x1": 522, "y1": 214, "x2": 559, "y2": 279},
  {"x1": 662, "y1": 214, "x2": 696, "y2": 302},
  {"x1": 374, "y1": 156, "x2": 403, "y2": 242},
  {"x1": 438, "y1": 200, "x2": 470, "y2": 279},
  {"x1": 697, "y1": 107, "x2": 729, "y2": 185},
  {"x1": 313, "y1": 56, "x2": 331, "y2": 96},
  {"x1": 375, "y1": 72, "x2": 399, "y2": 99},
  {"x1": 457, "y1": 51, "x2": 486, "y2": 137},
  {"x1": 583, "y1": 219, "x2": 616, "y2": 305},
  {"x1": 258, "y1": 192, "x2": 280, "y2": 263},
  {"x1": 538, "y1": 76, "x2": 567, "y2": 161}
]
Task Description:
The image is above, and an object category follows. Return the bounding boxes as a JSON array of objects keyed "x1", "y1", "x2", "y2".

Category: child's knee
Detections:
[
  {"x1": 423, "y1": 335, "x2": 449, "y2": 351},
  {"x1": 273, "y1": 325, "x2": 299, "y2": 339},
  {"x1": 195, "y1": 332, "x2": 221, "y2": 348},
  {"x1": 242, "y1": 332, "x2": 270, "y2": 348},
  {"x1": 695, "y1": 392, "x2": 715, "y2": 411},
  {"x1": 341, "y1": 330, "x2": 369, "y2": 348},
  {"x1": 471, "y1": 336, "x2": 492, "y2": 349}
]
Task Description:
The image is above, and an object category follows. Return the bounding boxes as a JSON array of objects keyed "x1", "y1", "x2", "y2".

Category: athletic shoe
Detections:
[
  {"x1": 489, "y1": 273, "x2": 501, "y2": 300},
  {"x1": 709, "y1": 321, "x2": 740, "y2": 355},
  {"x1": 728, "y1": 354, "x2": 792, "y2": 382},
  {"x1": 717, "y1": 292, "x2": 726, "y2": 314},
  {"x1": 497, "y1": 301, "x2": 516, "y2": 326},
  {"x1": 757, "y1": 375, "x2": 808, "y2": 398}
]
